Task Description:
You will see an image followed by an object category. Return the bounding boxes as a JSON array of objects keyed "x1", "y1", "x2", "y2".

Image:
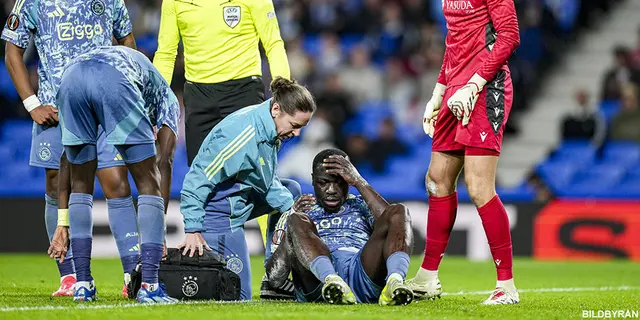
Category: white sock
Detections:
[
  {"x1": 496, "y1": 279, "x2": 516, "y2": 293},
  {"x1": 76, "y1": 281, "x2": 91, "y2": 289},
  {"x1": 387, "y1": 272, "x2": 403, "y2": 283},
  {"x1": 124, "y1": 273, "x2": 131, "y2": 285},
  {"x1": 414, "y1": 267, "x2": 439, "y2": 283}
]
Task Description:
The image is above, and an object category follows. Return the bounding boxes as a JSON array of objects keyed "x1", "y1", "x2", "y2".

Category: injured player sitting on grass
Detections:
[{"x1": 264, "y1": 148, "x2": 414, "y2": 305}]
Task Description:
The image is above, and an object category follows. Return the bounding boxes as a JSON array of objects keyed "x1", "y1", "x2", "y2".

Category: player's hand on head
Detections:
[
  {"x1": 47, "y1": 226, "x2": 69, "y2": 262},
  {"x1": 323, "y1": 155, "x2": 364, "y2": 187},
  {"x1": 30, "y1": 105, "x2": 59, "y2": 126},
  {"x1": 178, "y1": 232, "x2": 211, "y2": 257},
  {"x1": 292, "y1": 194, "x2": 316, "y2": 212}
]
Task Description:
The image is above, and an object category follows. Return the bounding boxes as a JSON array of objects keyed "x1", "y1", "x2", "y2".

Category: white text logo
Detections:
[{"x1": 57, "y1": 22, "x2": 103, "y2": 41}]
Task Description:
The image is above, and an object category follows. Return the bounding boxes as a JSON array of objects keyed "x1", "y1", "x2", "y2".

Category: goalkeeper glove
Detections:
[
  {"x1": 423, "y1": 83, "x2": 447, "y2": 138},
  {"x1": 448, "y1": 74, "x2": 487, "y2": 126}
]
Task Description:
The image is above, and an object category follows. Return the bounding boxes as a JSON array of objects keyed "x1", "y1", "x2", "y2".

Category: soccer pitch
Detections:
[{"x1": 0, "y1": 255, "x2": 638, "y2": 319}]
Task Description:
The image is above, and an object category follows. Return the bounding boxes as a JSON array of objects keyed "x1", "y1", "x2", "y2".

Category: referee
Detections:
[
  {"x1": 153, "y1": 0, "x2": 290, "y2": 166},
  {"x1": 152, "y1": 0, "x2": 293, "y2": 300}
]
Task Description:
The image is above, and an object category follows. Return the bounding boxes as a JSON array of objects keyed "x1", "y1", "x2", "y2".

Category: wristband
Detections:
[
  {"x1": 23, "y1": 95, "x2": 42, "y2": 112},
  {"x1": 58, "y1": 209, "x2": 69, "y2": 227}
]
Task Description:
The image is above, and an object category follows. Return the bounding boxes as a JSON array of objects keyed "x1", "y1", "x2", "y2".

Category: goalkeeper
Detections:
[{"x1": 413, "y1": 0, "x2": 521, "y2": 305}]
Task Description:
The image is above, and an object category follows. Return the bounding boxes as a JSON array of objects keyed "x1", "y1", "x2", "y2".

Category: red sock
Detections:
[
  {"x1": 478, "y1": 195, "x2": 513, "y2": 281},
  {"x1": 421, "y1": 192, "x2": 458, "y2": 271}
]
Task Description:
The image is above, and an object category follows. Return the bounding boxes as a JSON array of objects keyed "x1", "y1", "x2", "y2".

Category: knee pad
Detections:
[
  {"x1": 280, "y1": 178, "x2": 302, "y2": 199},
  {"x1": 116, "y1": 143, "x2": 156, "y2": 164},
  {"x1": 64, "y1": 144, "x2": 97, "y2": 165}
]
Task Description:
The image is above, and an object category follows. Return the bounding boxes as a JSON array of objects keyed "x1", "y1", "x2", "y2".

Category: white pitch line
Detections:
[
  {"x1": 1, "y1": 286, "x2": 638, "y2": 312},
  {"x1": 443, "y1": 285, "x2": 639, "y2": 296}
]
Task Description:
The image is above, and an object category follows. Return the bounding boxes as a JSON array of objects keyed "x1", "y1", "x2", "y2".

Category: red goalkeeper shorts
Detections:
[{"x1": 432, "y1": 70, "x2": 513, "y2": 155}]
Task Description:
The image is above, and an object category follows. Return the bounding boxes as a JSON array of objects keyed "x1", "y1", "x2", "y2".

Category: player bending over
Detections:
[
  {"x1": 178, "y1": 78, "x2": 314, "y2": 300},
  {"x1": 265, "y1": 149, "x2": 414, "y2": 306},
  {"x1": 49, "y1": 46, "x2": 180, "y2": 303},
  {"x1": 2, "y1": 0, "x2": 141, "y2": 297},
  {"x1": 410, "y1": 0, "x2": 521, "y2": 305}
]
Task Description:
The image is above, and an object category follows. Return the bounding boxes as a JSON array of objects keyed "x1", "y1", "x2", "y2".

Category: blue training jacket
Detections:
[{"x1": 180, "y1": 99, "x2": 294, "y2": 233}]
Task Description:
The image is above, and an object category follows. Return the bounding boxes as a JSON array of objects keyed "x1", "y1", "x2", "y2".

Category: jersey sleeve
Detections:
[
  {"x1": 1, "y1": 0, "x2": 37, "y2": 49},
  {"x1": 264, "y1": 175, "x2": 294, "y2": 213},
  {"x1": 251, "y1": 0, "x2": 290, "y2": 79},
  {"x1": 112, "y1": 0, "x2": 133, "y2": 39},
  {"x1": 180, "y1": 124, "x2": 258, "y2": 232},
  {"x1": 153, "y1": 0, "x2": 180, "y2": 85},
  {"x1": 476, "y1": 0, "x2": 520, "y2": 81}
]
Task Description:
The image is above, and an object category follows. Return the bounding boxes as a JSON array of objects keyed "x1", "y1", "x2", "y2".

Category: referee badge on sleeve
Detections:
[{"x1": 223, "y1": 6, "x2": 241, "y2": 28}]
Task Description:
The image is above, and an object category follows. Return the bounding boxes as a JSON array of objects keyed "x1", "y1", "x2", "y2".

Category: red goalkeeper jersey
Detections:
[{"x1": 437, "y1": 0, "x2": 520, "y2": 87}]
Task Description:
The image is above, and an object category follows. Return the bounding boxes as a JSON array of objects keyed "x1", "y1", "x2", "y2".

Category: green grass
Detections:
[{"x1": 0, "y1": 255, "x2": 638, "y2": 319}]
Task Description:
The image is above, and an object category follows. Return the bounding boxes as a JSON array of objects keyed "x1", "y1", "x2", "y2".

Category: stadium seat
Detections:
[
  {"x1": 0, "y1": 61, "x2": 19, "y2": 101},
  {"x1": 547, "y1": 140, "x2": 596, "y2": 167},
  {"x1": 1, "y1": 120, "x2": 32, "y2": 142},
  {"x1": 536, "y1": 161, "x2": 578, "y2": 193},
  {"x1": 600, "y1": 141, "x2": 640, "y2": 167},
  {"x1": 561, "y1": 164, "x2": 626, "y2": 197}
]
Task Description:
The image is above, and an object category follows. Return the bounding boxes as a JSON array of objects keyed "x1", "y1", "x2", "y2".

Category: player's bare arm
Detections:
[
  {"x1": 116, "y1": 33, "x2": 137, "y2": 50},
  {"x1": 4, "y1": 43, "x2": 58, "y2": 126},
  {"x1": 48, "y1": 151, "x2": 72, "y2": 262},
  {"x1": 322, "y1": 155, "x2": 389, "y2": 219}
]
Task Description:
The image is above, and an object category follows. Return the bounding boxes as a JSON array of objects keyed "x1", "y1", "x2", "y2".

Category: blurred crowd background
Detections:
[{"x1": 0, "y1": 0, "x2": 638, "y2": 202}]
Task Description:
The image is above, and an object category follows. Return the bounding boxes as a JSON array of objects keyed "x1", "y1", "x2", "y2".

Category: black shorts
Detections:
[{"x1": 183, "y1": 76, "x2": 265, "y2": 166}]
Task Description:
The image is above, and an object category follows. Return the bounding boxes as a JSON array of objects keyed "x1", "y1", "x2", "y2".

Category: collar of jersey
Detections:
[{"x1": 253, "y1": 99, "x2": 279, "y2": 145}]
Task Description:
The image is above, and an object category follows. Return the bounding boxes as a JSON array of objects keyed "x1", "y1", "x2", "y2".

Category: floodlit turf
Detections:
[{"x1": 0, "y1": 255, "x2": 638, "y2": 319}]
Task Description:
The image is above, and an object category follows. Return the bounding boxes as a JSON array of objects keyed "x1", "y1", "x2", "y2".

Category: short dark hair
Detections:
[
  {"x1": 270, "y1": 77, "x2": 316, "y2": 115},
  {"x1": 312, "y1": 148, "x2": 348, "y2": 173}
]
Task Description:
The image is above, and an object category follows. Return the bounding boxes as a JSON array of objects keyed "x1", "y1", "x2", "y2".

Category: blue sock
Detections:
[
  {"x1": 69, "y1": 193, "x2": 94, "y2": 282},
  {"x1": 107, "y1": 196, "x2": 140, "y2": 274},
  {"x1": 45, "y1": 195, "x2": 75, "y2": 277},
  {"x1": 138, "y1": 195, "x2": 165, "y2": 284},
  {"x1": 386, "y1": 251, "x2": 410, "y2": 279},
  {"x1": 310, "y1": 256, "x2": 336, "y2": 283}
]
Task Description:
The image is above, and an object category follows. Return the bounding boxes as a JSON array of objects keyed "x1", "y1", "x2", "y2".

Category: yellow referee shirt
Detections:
[{"x1": 153, "y1": 0, "x2": 290, "y2": 85}]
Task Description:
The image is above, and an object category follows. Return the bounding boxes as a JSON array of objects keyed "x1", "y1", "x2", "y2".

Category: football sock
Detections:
[
  {"x1": 414, "y1": 268, "x2": 439, "y2": 283},
  {"x1": 138, "y1": 195, "x2": 165, "y2": 284},
  {"x1": 45, "y1": 195, "x2": 75, "y2": 277},
  {"x1": 421, "y1": 192, "x2": 458, "y2": 271},
  {"x1": 478, "y1": 195, "x2": 513, "y2": 281},
  {"x1": 107, "y1": 196, "x2": 140, "y2": 274},
  {"x1": 386, "y1": 251, "x2": 410, "y2": 280},
  {"x1": 69, "y1": 193, "x2": 94, "y2": 282},
  {"x1": 310, "y1": 256, "x2": 336, "y2": 283},
  {"x1": 497, "y1": 279, "x2": 517, "y2": 292}
]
